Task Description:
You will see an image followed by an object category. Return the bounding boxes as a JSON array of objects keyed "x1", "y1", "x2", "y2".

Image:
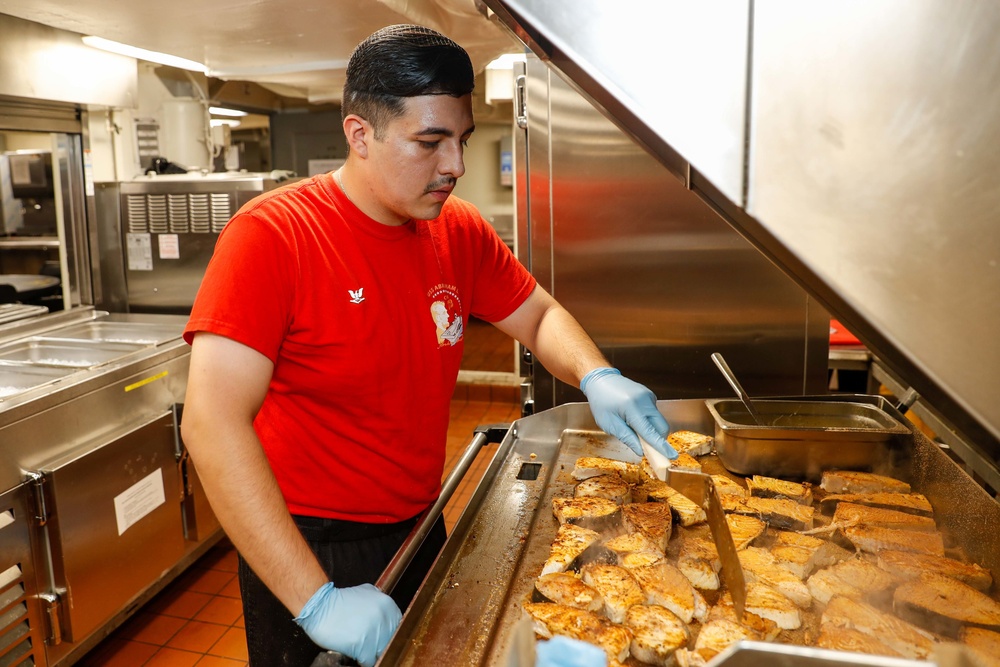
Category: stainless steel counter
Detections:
[{"x1": 0, "y1": 307, "x2": 220, "y2": 666}]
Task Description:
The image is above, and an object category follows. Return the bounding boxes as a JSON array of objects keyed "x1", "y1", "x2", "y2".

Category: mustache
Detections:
[{"x1": 424, "y1": 177, "x2": 456, "y2": 194}]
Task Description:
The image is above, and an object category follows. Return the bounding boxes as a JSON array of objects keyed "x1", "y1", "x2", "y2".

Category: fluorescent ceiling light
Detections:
[
  {"x1": 82, "y1": 35, "x2": 207, "y2": 73},
  {"x1": 486, "y1": 53, "x2": 527, "y2": 70},
  {"x1": 209, "y1": 107, "x2": 248, "y2": 117}
]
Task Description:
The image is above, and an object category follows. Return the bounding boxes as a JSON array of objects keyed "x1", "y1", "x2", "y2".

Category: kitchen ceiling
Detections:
[{"x1": 0, "y1": 0, "x2": 520, "y2": 105}]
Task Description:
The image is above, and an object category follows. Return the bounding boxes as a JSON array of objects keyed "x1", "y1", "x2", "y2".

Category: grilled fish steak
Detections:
[
  {"x1": 741, "y1": 582, "x2": 802, "y2": 630},
  {"x1": 553, "y1": 496, "x2": 621, "y2": 531},
  {"x1": 575, "y1": 474, "x2": 632, "y2": 506},
  {"x1": 769, "y1": 540, "x2": 852, "y2": 580},
  {"x1": 639, "y1": 479, "x2": 707, "y2": 527},
  {"x1": 642, "y1": 454, "x2": 702, "y2": 479},
  {"x1": 627, "y1": 561, "x2": 708, "y2": 624},
  {"x1": 620, "y1": 551, "x2": 666, "y2": 569},
  {"x1": 604, "y1": 531, "x2": 664, "y2": 559},
  {"x1": 821, "y1": 595, "x2": 937, "y2": 659},
  {"x1": 738, "y1": 546, "x2": 813, "y2": 608},
  {"x1": 821, "y1": 470, "x2": 911, "y2": 495},
  {"x1": 747, "y1": 475, "x2": 813, "y2": 505},
  {"x1": 832, "y1": 502, "x2": 937, "y2": 531},
  {"x1": 807, "y1": 557, "x2": 896, "y2": 605},
  {"x1": 534, "y1": 572, "x2": 604, "y2": 612},
  {"x1": 574, "y1": 456, "x2": 644, "y2": 485},
  {"x1": 819, "y1": 492, "x2": 933, "y2": 516},
  {"x1": 961, "y1": 627, "x2": 1000, "y2": 664},
  {"x1": 711, "y1": 474, "x2": 747, "y2": 499},
  {"x1": 580, "y1": 563, "x2": 646, "y2": 624},
  {"x1": 678, "y1": 535, "x2": 721, "y2": 591},
  {"x1": 666, "y1": 430, "x2": 714, "y2": 457},
  {"x1": 541, "y1": 523, "x2": 602, "y2": 575},
  {"x1": 624, "y1": 604, "x2": 690, "y2": 666},
  {"x1": 726, "y1": 513, "x2": 766, "y2": 549},
  {"x1": 723, "y1": 496, "x2": 815, "y2": 531},
  {"x1": 709, "y1": 593, "x2": 781, "y2": 640},
  {"x1": 621, "y1": 502, "x2": 673, "y2": 551},
  {"x1": 877, "y1": 549, "x2": 993, "y2": 592},
  {"x1": 816, "y1": 627, "x2": 903, "y2": 656},
  {"x1": 842, "y1": 524, "x2": 945, "y2": 556},
  {"x1": 676, "y1": 619, "x2": 754, "y2": 665},
  {"x1": 894, "y1": 572, "x2": 1000, "y2": 637},
  {"x1": 523, "y1": 601, "x2": 632, "y2": 666}
]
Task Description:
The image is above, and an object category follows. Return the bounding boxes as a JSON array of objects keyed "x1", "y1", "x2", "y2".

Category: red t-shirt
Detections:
[{"x1": 184, "y1": 173, "x2": 536, "y2": 522}]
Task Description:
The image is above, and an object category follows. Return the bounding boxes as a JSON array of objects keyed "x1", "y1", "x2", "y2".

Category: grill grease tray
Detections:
[{"x1": 707, "y1": 395, "x2": 911, "y2": 480}]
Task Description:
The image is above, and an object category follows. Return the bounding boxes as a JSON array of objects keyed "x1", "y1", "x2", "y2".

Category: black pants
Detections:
[{"x1": 237, "y1": 513, "x2": 447, "y2": 667}]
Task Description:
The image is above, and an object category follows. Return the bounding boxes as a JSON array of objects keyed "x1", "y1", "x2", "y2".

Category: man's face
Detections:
[{"x1": 364, "y1": 94, "x2": 475, "y2": 224}]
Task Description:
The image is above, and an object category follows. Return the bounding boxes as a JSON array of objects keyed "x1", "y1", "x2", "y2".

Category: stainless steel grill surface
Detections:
[{"x1": 380, "y1": 400, "x2": 1000, "y2": 666}]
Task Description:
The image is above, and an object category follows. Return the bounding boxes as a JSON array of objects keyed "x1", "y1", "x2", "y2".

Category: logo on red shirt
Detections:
[{"x1": 427, "y1": 285, "x2": 463, "y2": 347}]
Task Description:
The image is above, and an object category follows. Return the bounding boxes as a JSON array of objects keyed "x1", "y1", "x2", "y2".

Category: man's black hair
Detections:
[{"x1": 342, "y1": 24, "x2": 475, "y2": 138}]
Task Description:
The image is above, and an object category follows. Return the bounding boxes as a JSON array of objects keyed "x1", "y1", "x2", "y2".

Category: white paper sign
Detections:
[
  {"x1": 114, "y1": 469, "x2": 166, "y2": 536},
  {"x1": 158, "y1": 233, "x2": 180, "y2": 259},
  {"x1": 126, "y1": 233, "x2": 153, "y2": 271}
]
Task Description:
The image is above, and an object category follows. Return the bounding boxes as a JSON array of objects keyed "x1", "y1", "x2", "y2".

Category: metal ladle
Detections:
[{"x1": 711, "y1": 352, "x2": 763, "y2": 425}]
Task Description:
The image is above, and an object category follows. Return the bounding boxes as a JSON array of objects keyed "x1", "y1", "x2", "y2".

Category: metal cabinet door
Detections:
[
  {"x1": 0, "y1": 482, "x2": 47, "y2": 666},
  {"x1": 34, "y1": 411, "x2": 184, "y2": 648}
]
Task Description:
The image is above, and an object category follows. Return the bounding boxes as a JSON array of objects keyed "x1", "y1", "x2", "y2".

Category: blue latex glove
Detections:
[
  {"x1": 294, "y1": 582, "x2": 402, "y2": 667},
  {"x1": 580, "y1": 367, "x2": 676, "y2": 459},
  {"x1": 536, "y1": 636, "x2": 607, "y2": 667}
]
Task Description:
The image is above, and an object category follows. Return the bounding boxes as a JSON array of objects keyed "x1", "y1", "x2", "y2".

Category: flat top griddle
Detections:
[{"x1": 380, "y1": 399, "x2": 1000, "y2": 667}]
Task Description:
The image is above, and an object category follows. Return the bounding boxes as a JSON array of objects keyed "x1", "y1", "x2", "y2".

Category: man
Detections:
[{"x1": 181, "y1": 24, "x2": 676, "y2": 667}]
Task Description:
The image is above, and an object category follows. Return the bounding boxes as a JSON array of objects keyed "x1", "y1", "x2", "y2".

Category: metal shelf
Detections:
[{"x1": 0, "y1": 236, "x2": 61, "y2": 249}]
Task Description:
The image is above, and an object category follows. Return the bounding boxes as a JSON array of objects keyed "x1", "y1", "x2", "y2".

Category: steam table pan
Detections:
[
  {"x1": 42, "y1": 321, "x2": 182, "y2": 346},
  {"x1": 0, "y1": 338, "x2": 145, "y2": 369},
  {"x1": 705, "y1": 394, "x2": 911, "y2": 480},
  {"x1": 0, "y1": 365, "x2": 75, "y2": 398}
]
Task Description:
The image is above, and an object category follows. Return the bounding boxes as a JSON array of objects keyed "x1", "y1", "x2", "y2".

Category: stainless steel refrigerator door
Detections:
[{"x1": 517, "y1": 55, "x2": 829, "y2": 411}]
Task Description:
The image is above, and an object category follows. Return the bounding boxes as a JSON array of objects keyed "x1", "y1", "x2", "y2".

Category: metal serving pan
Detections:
[
  {"x1": 0, "y1": 304, "x2": 48, "y2": 326},
  {"x1": 0, "y1": 364, "x2": 75, "y2": 398},
  {"x1": 0, "y1": 338, "x2": 145, "y2": 369},
  {"x1": 706, "y1": 395, "x2": 912, "y2": 481},
  {"x1": 41, "y1": 321, "x2": 182, "y2": 346}
]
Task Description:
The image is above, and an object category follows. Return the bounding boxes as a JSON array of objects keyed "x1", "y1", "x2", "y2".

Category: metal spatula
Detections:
[{"x1": 642, "y1": 439, "x2": 746, "y2": 617}]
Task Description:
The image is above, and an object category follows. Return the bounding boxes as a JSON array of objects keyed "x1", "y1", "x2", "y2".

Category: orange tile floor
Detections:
[{"x1": 80, "y1": 317, "x2": 521, "y2": 666}]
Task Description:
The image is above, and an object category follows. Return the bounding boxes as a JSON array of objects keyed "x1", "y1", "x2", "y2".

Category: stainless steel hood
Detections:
[{"x1": 483, "y1": 0, "x2": 1000, "y2": 454}]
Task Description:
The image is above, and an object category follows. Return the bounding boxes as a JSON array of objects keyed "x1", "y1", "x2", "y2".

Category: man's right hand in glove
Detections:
[{"x1": 294, "y1": 582, "x2": 402, "y2": 667}]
